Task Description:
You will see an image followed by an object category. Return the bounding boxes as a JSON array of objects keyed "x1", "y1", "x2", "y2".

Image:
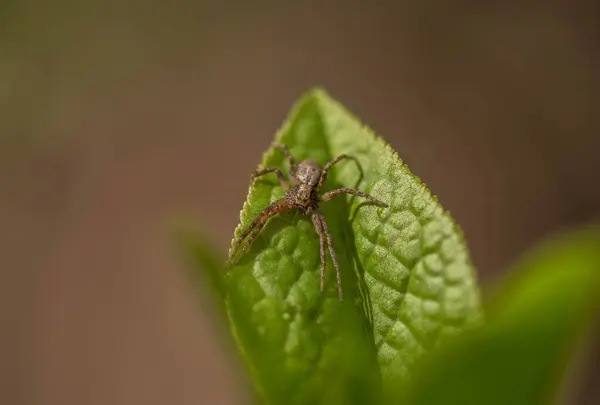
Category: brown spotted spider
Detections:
[{"x1": 229, "y1": 143, "x2": 388, "y2": 301}]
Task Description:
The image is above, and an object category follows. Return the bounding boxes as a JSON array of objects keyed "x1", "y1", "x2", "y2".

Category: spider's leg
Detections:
[
  {"x1": 239, "y1": 216, "x2": 269, "y2": 256},
  {"x1": 317, "y1": 154, "x2": 350, "y2": 189},
  {"x1": 321, "y1": 187, "x2": 388, "y2": 208},
  {"x1": 313, "y1": 212, "x2": 343, "y2": 301},
  {"x1": 229, "y1": 198, "x2": 289, "y2": 263},
  {"x1": 272, "y1": 143, "x2": 296, "y2": 178},
  {"x1": 252, "y1": 168, "x2": 289, "y2": 190},
  {"x1": 311, "y1": 213, "x2": 328, "y2": 293}
]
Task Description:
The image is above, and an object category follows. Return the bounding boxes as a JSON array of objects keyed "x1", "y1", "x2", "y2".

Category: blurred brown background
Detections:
[{"x1": 1, "y1": 1, "x2": 598, "y2": 404}]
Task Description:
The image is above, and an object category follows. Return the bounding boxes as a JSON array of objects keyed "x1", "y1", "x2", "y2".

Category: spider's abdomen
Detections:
[{"x1": 296, "y1": 159, "x2": 321, "y2": 186}]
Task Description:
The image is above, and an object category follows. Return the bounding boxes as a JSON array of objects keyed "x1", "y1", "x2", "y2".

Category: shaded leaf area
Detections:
[
  {"x1": 393, "y1": 226, "x2": 600, "y2": 405},
  {"x1": 211, "y1": 88, "x2": 482, "y2": 405}
]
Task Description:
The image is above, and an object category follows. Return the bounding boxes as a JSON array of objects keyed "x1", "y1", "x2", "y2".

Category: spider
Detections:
[{"x1": 228, "y1": 143, "x2": 388, "y2": 301}]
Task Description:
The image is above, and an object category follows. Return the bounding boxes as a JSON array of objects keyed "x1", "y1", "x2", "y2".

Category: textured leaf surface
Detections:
[
  {"x1": 396, "y1": 226, "x2": 600, "y2": 405},
  {"x1": 220, "y1": 89, "x2": 480, "y2": 404}
]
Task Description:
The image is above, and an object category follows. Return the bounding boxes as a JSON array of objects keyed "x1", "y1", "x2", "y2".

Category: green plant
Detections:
[{"x1": 182, "y1": 89, "x2": 600, "y2": 405}]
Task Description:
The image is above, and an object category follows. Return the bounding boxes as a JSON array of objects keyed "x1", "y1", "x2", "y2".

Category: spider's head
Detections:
[{"x1": 295, "y1": 159, "x2": 322, "y2": 186}]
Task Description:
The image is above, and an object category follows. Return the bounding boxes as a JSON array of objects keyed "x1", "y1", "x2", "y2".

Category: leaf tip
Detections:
[{"x1": 299, "y1": 86, "x2": 333, "y2": 105}]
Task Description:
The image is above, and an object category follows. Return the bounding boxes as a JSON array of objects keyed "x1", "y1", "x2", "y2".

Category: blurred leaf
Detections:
[
  {"x1": 177, "y1": 228, "x2": 226, "y2": 295},
  {"x1": 395, "y1": 225, "x2": 600, "y2": 405},
  {"x1": 209, "y1": 88, "x2": 482, "y2": 405}
]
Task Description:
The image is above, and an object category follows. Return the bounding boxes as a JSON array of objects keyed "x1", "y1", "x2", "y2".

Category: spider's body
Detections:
[
  {"x1": 229, "y1": 143, "x2": 388, "y2": 301},
  {"x1": 286, "y1": 159, "x2": 320, "y2": 214}
]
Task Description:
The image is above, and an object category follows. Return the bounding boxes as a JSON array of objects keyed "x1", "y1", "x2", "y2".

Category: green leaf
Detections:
[
  {"x1": 173, "y1": 89, "x2": 482, "y2": 404},
  {"x1": 176, "y1": 227, "x2": 227, "y2": 298},
  {"x1": 178, "y1": 231, "x2": 225, "y2": 294},
  {"x1": 395, "y1": 225, "x2": 600, "y2": 405},
  {"x1": 218, "y1": 87, "x2": 482, "y2": 404}
]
